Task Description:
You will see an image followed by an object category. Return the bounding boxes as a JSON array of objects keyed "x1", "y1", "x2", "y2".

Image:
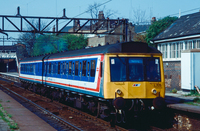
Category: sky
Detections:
[{"x1": 1, "y1": 0, "x2": 200, "y2": 45}]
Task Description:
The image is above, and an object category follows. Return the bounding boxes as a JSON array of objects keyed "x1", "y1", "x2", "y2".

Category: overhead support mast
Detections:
[{"x1": 0, "y1": 7, "x2": 129, "y2": 42}]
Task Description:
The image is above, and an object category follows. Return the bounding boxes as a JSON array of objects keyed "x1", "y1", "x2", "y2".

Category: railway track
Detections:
[
  {"x1": 0, "y1": 76, "x2": 128, "y2": 131},
  {"x1": 0, "y1": 73, "x2": 179, "y2": 131}
]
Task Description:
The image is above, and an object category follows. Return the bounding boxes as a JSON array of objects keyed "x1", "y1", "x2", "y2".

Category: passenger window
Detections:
[
  {"x1": 75, "y1": 61, "x2": 78, "y2": 76},
  {"x1": 38, "y1": 63, "x2": 39, "y2": 73},
  {"x1": 49, "y1": 63, "x2": 51, "y2": 74},
  {"x1": 58, "y1": 62, "x2": 60, "y2": 74},
  {"x1": 79, "y1": 62, "x2": 82, "y2": 76},
  {"x1": 69, "y1": 62, "x2": 72, "y2": 75},
  {"x1": 62, "y1": 62, "x2": 65, "y2": 75},
  {"x1": 30, "y1": 64, "x2": 33, "y2": 73},
  {"x1": 53, "y1": 62, "x2": 58, "y2": 74},
  {"x1": 90, "y1": 60, "x2": 96, "y2": 77},
  {"x1": 66, "y1": 62, "x2": 68, "y2": 75},
  {"x1": 51, "y1": 63, "x2": 54, "y2": 74},
  {"x1": 44, "y1": 63, "x2": 46, "y2": 74},
  {"x1": 82, "y1": 61, "x2": 86, "y2": 76}
]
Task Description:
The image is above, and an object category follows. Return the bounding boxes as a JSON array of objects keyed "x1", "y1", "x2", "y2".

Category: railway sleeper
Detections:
[{"x1": 20, "y1": 81, "x2": 155, "y2": 125}]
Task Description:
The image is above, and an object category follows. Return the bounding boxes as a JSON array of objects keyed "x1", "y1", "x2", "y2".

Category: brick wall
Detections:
[{"x1": 163, "y1": 61, "x2": 181, "y2": 92}]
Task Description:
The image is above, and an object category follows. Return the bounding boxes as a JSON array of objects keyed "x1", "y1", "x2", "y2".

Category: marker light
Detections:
[
  {"x1": 152, "y1": 89, "x2": 157, "y2": 94},
  {"x1": 116, "y1": 89, "x2": 122, "y2": 95}
]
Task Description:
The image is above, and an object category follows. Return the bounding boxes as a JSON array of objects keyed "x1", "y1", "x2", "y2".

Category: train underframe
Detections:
[{"x1": 20, "y1": 80, "x2": 165, "y2": 124}]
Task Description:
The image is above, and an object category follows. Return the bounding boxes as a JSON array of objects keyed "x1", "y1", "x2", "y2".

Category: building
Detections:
[
  {"x1": 87, "y1": 11, "x2": 135, "y2": 47},
  {"x1": 0, "y1": 45, "x2": 17, "y2": 72},
  {"x1": 60, "y1": 11, "x2": 136, "y2": 47},
  {"x1": 151, "y1": 11, "x2": 200, "y2": 91}
]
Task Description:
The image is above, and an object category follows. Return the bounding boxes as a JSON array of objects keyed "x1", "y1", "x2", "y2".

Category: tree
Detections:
[
  {"x1": 146, "y1": 16, "x2": 178, "y2": 46},
  {"x1": 18, "y1": 20, "x2": 50, "y2": 55},
  {"x1": 31, "y1": 34, "x2": 87, "y2": 56},
  {"x1": 62, "y1": 34, "x2": 87, "y2": 51},
  {"x1": 132, "y1": 8, "x2": 147, "y2": 25},
  {"x1": 32, "y1": 34, "x2": 67, "y2": 56},
  {"x1": 134, "y1": 34, "x2": 147, "y2": 43},
  {"x1": 87, "y1": 2, "x2": 117, "y2": 19}
]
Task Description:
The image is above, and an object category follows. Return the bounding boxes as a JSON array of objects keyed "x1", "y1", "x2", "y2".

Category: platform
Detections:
[
  {"x1": 165, "y1": 92, "x2": 200, "y2": 114},
  {"x1": 0, "y1": 72, "x2": 19, "y2": 78},
  {"x1": 0, "y1": 89, "x2": 56, "y2": 131}
]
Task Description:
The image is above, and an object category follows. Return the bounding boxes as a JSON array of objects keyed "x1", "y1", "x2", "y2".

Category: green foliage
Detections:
[
  {"x1": 0, "y1": 105, "x2": 19, "y2": 130},
  {"x1": 185, "y1": 90, "x2": 200, "y2": 96},
  {"x1": 62, "y1": 34, "x2": 87, "y2": 51},
  {"x1": 9, "y1": 122, "x2": 18, "y2": 130},
  {"x1": 146, "y1": 16, "x2": 178, "y2": 46},
  {"x1": 193, "y1": 97, "x2": 200, "y2": 102},
  {"x1": 134, "y1": 34, "x2": 147, "y2": 43},
  {"x1": 170, "y1": 88, "x2": 177, "y2": 93},
  {"x1": 32, "y1": 34, "x2": 67, "y2": 56},
  {"x1": 32, "y1": 34, "x2": 87, "y2": 56}
]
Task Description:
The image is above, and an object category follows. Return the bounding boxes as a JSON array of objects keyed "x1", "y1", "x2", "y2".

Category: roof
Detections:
[
  {"x1": 0, "y1": 45, "x2": 17, "y2": 51},
  {"x1": 135, "y1": 25, "x2": 150, "y2": 33},
  {"x1": 152, "y1": 11, "x2": 200, "y2": 42},
  {"x1": 20, "y1": 42, "x2": 161, "y2": 62}
]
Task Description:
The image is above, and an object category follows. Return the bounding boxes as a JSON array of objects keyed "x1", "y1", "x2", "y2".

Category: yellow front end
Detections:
[{"x1": 103, "y1": 54, "x2": 165, "y2": 99}]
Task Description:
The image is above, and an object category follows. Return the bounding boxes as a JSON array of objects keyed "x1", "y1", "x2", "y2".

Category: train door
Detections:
[
  {"x1": 68, "y1": 61, "x2": 73, "y2": 80},
  {"x1": 89, "y1": 60, "x2": 96, "y2": 82},
  {"x1": 87, "y1": 60, "x2": 96, "y2": 82},
  {"x1": 81, "y1": 60, "x2": 88, "y2": 81}
]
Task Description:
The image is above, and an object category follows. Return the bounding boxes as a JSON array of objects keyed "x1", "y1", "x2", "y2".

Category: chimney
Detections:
[
  {"x1": 151, "y1": 17, "x2": 156, "y2": 24},
  {"x1": 98, "y1": 11, "x2": 105, "y2": 19}
]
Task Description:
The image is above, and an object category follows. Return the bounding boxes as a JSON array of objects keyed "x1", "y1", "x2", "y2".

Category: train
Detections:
[{"x1": 19, "y1": 41, "x2": 165, "y2": 123}]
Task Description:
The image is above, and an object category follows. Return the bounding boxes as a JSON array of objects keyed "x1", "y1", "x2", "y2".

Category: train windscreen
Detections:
[{"x1": 110, "y1": 57, "x2": 161, "y2": 82}]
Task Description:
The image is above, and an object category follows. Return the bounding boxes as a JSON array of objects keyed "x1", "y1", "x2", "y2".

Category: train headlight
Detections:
[
  {"x1": 116, "y1": 89, "x2": 122, "y2": 95},
  {"x1": 151, "y1": 88, "x2": 157, "y2": 95}
]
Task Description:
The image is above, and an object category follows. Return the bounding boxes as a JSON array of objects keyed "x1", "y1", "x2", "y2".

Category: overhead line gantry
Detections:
[{"x1": 0, "y1": 7, "x2": 129, "y2": 41}]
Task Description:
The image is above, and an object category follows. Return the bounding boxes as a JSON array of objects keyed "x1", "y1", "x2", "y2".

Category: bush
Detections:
[
  {"x1": 171, "y1": 88, "x2": 177, "y2": 93},
  {"x1": 193, "y1": 97, "x2": 200, "y2": 103},
  {"x1": 186, "y1": 90, "x2": 200, "y2": 96}
]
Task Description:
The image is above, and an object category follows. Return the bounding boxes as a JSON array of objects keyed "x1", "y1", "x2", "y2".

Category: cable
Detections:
[{"x1": 169, "y1": 7, "x2": 200, "y2": 17}]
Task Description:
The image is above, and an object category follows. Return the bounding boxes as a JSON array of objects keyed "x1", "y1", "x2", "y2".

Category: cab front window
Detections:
[{"x1": 110, "y1": 57, "x2": 161, "y2": 82}]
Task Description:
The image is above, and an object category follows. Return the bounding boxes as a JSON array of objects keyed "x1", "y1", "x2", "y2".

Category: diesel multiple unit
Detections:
[{"x1": 19, "y1": 42, "x2": 165, "y2": 123}]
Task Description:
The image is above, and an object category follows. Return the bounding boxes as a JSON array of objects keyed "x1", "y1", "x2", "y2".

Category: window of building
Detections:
[
  {"x1": 188, "y1": 41, "x2": 192, "y2": 49},
  {"x1": 170, "y1": 43, "x2": 176, "y2": 58},
  {"x1": 176, "y1": 43, "x2": 179, "y2": 58},
  {"x1": 179, "y1": 42, "x2": 183, "y2": 57},
  {"x1": 193, "y1": 40, "x2": 196, "y2": 49},
  {"x1": 197, "y1": 40, "x2": 200, "y2": 48},
  {"x1": 185, "y1": 41, "x2": 188, "y2": 50},
  {"x1": 161, "y1": 44, "x2": 167, "y2": 58}
]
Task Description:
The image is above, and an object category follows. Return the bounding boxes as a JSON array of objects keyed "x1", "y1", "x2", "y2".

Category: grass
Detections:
[
  {"x1": 185, "y1": 97, "x2": 200, "y2": 106},
  {"x1": 185, "y1": 90, "x2": 200, "y2": 96},
  {"x1": 0, "y1": 104, "x2": 19, "y2": 130}
]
